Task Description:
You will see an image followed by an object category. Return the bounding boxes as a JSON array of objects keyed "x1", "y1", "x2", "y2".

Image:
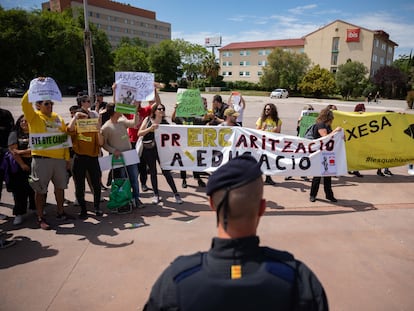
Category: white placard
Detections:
[
  {"x1": 115, "y1": 72, "x2": 155, "y2": 102},
  {"x1": 28, "y1": 77, "x2": 62, "y2": 102},
  {"x1": 98, "y1": 149, "x2": 140, "y2": 171}
]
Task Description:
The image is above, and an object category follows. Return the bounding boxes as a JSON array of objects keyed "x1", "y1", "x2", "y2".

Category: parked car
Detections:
[
  {"x1": 99, "y1": 86, "x2": 113, "y2": 96},
  {"x1": 3, "y1": 86, "x2": 25, "y2": 97},
  {"x1": 270, "y1": 88, "x2": 289, "y2": 99}
]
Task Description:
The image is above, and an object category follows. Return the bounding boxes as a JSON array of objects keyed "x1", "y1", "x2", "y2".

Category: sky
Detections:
[{"x1": 1, "y1": 0, "x2": 413, "y2": 59}]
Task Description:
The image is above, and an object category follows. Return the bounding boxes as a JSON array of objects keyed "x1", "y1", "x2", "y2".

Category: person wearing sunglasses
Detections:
[
  {"x1": 21, "y1": 89, "x2": 71, "y2": 230},
  {"x1": 138, "y1": 103, "x2": 183, "y2": 205}
]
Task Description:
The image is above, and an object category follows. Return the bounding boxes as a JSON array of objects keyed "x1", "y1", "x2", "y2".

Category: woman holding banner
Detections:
[
  {"x1": 139, "y1": 103, "x2": 183, "y2": 205},
  {"x1": 309, "y1": 107, "x2": 342, "y2": 203}
]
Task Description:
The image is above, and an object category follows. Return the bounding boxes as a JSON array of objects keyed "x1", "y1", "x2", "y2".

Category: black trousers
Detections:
[
  {"x1": 12, "y1": 158, "x2": 35, "y2": 215},
  {"x1": 310, "y1": 176, "x2": 334, "y2": 198},
  {"x1": 72, "y1": 154, "x2": 101, "y2": 209}
]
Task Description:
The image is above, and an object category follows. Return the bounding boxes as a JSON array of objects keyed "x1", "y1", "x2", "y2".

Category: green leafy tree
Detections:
[
  {"x1": 372, "y1": 65, "x2": 407, "y2": 98},
  {"x1": 173, "y1": 39, "x2": 210, "y2": 82},
  {"x1": 335, "y1": 60, "x2": 368, "y2": 99},
  {"x1": 113, "y1": 41, "x2": 149, "y2": 72},
  {"x1": 260, "y1": 48, "x2": 310, "y2": 91},
  {"x1": 147, "y1": 40, "x2": 181, "y2": 85},
  {"x1": 298, "y1": 65, "x2": 337, "y2": 97},
  {"x1": 201, "y1": 53, "x2": 220, "y2": 85},
  {"x1": 392, "y1": 52, "x2": 413, "y2": 90}
]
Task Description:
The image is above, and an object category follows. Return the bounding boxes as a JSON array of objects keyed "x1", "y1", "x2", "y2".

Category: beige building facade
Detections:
[
  {"x1": 219, "y1": 19, "x2": 397, "y2": 83},
  {"x1": 42, "y1": 0, "x2": 171, "y2": 48}
]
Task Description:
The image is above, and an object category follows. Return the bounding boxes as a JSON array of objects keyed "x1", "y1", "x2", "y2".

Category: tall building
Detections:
[
  {"x1": 42, "y1": 0, "x2": 171, "y2": 47},
  {"x1": 219, "y1": 19, "x2": 398, "y2": 84},
  {"x1": 219, "y1": 39, "x2": 305, "y2": 83}
]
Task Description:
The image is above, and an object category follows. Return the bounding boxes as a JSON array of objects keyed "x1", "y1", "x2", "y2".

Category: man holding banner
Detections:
[{"x1": 21, "y1": 77, "x2": 71, "y2": 230}]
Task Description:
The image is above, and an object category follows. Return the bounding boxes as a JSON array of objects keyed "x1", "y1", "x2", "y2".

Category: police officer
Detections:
[{"x1": 144, "y1": 154, "x2": 329, "y2": 311}]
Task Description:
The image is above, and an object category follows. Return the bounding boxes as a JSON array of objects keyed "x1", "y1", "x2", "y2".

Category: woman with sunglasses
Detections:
[
  {"x1": 256, "y1": 103, "x2": 283, "y2": 185},
  {"x1": 139, "y1": 103, "x2": 183, "y2": 205}
]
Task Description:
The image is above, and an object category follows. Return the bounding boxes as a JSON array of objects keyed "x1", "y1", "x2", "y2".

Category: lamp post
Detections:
[{"x1": 83, "y1": 0, "x2": 95, "y2": 98}]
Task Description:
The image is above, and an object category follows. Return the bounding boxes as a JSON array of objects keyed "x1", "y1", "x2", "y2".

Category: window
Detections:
[
  {"x1": 240, "y1": 50, "x2": 251, "y2": 56},
  {"x1": 332, "y1": 37, "x2": 339, "y2": 52},
  {"x1": 330, "y1": 67, "x2": 337, "y2": 74},
  {"x1": 386, "y1": 59, "x2": 391, "y2": 66},
  {"x1": 331, "y1": 53, "x2": 338, "y2": 65},
  {"x1": 375, "y1": 39, "x2": 379, "y2": 47},
  {"x1": 96, "y1": 13, "x2": 100, "y2": 18},
  {"x1": 258, "y1": 71, "x2": 263, "y2": 76},
  {"x1": 388, "y1": 46, "x2": 393, "y2": 54},
  {"x1": 222, "y1": 52, "x2": 232, "y2": 57},
  {"x1": 240, "y1": 61, "x2": 250, "y2": 66},
  {"x1": 381, "y1": 43, "x2": 386, "y2": 50},
  {"x1": 222, "y1": 72, "x2": 232, "y2": 76},
  {"x1": 239, "y1": 71, "x2": 250, "y2": 77},
  {"x1": 373, "y1": 54, "x2": 378, "y2": 62},
  {"x1": 222, "y1": 61, "x2": 232, "y2": 66},
  {"x1": 258, "y1": 60, "x2": 268, "y2": 66},
  {"x1": 380, "y1": 57, "x2": 384, "y2": 65}
]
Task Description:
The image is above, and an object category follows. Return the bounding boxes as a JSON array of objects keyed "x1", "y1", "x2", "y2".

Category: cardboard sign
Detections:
[
  {"x1": 76, "y1": 118, "x2": 99, "y2": 133},
  {"x1": 115, "y1": 72, "x2": 155, "y2": 102},
  {"x1": 176, "y1": 88, "x2": 206, "y2": 117}
]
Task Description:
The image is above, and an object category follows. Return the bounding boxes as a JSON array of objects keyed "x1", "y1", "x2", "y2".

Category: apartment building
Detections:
[
  {"x1": 219, "y1": 39, "x2": 305, "y2": 83},
  {"x1": 219, "y1": 19, "x2": 398, "y2": 83},
  {"x1": 42, "y1": 0, "x2": 171, "y2": 47}
]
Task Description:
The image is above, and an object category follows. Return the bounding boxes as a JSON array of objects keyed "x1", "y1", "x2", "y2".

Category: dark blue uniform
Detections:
[{"x1": 144, "y1": 236, "x2": 328, "y2": 311}]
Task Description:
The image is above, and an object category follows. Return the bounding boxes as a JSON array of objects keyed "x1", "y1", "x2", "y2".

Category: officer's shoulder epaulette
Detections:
[
  {"x1": 262, "y1": 247, "x2": 297, "y2": 283},
  {"x1": 171, "y1": 252, "x2": 204, "y2": 283}
]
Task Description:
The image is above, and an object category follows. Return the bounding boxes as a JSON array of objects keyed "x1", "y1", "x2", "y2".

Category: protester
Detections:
[
  {"x1": 0, "y1": 108, "x2": 15, "y2": 210},
  {"x1": 228, "y1": 92, "x2": 246, "y2": 126},
  {"x1": 219, "y1": 108, "x2": 240, "y2": 126},
  {"x1": 144, "y1": 155, "x2": 329, "y2": 310},
  {"x1": 348, "y1": 104, "x2": 365, "y2": 177},
  {"x1": 209, "y1": 94, "x2": 228, "y2": 125},
  {"x1": 21, "y1": 80, "x2": 71, "y2": 230},
  {"x1": 67, "y1": 107, "x2": 104, "y2": 218},
  {"x1": 309, "y1": 107, "x2": 342, "y2": 203},
  {"x1": 8, "y1": 115, "x2": 35, "y2": 225},
  {"x1": 256, "y1": 103, "x2": 282, "y2": 185}
]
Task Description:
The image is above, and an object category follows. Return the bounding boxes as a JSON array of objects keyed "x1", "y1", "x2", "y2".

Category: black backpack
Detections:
[{"x1": 304, "y1": 124, "x2": 317, "y2": 139}]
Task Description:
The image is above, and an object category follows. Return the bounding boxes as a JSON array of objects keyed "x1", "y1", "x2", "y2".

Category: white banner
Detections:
[
  {"x1": 28, "y1": 77, "x2": 62, "y2": 102},
  {"x1": 155, "y1": 125, "x2": 348, "y2": 176},
  {"x1": 115, "y1": 71, "x2": 155, "y2": 102}
]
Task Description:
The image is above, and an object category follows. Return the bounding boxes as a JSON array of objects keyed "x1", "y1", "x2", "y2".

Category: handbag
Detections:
[
  {"x1": 107, "y1": 155, "x2": 133, "y2": 210},
  {"x1": 135, "y1": 136, "x2": 144, "y2": 157}
]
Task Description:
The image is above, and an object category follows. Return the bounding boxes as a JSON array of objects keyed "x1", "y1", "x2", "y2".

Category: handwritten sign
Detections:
[
  {"x1": 28, "y1": 77, "x2": 62, "y2": 102},
  {"x1": 76, "y1": 118, "x2": 99, "y2": 133},
  {"x1": 115, "y1": 72, "x2": 155, "y2": 102},
  {"x1": 176, "y1": 88, "x2": 206, "y2": 117},
  {"x1": 30, "y1": 133, "x2": 72, "y2": 150}
]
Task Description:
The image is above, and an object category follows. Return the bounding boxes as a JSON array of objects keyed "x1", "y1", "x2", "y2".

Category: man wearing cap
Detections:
[
  {"x1": 144, "y1": 154, "x2": 329, "y2": 311},
  {"x1": 219, "y1": 108, "x2": 240, "y2": 126}
]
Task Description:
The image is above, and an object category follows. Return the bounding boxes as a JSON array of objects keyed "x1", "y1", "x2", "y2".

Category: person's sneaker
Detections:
[
  {"x1": 301, "y1": 176, "x2": 310, "y2": 181},
  {"x1": 135, "y1": 198, "x2": 145, "y2": 209},
  {"x1": 182, "y1": 179, "x2": 187, "y2": 188},
  {"x1": 73, "y1": 199, "x2": 80, "y2": 206},
  {"x1": 264, "y1": 176, "x2": 276, "y2": 185},
  {"x1": 197, "y1": 178, "x2": 206, "y2": 187},
  {"x1": 174, "y1": 194, "x2": 183, "y2": 204},
  {"x1": 310, "y1": 196, "x2": 316, "y2": 202},
  {"x1": 377, "y1": 169, "x2": 385, "y2": 177},
  {"x1": 94, "y1": 209, "x2": 103, "y2": 217},
  {"x1": 63, "y1": 199, "x2": 71, "y2": 207},
  {"x1": 326, "y1": 196, "x2": 338, "y2": 203},
  {"x1": 13, "y1": 215, "x2": 23, "y2": 226},
  {"x1": 38, "y1": 217, "x2": 51, "y2": 230},
  {"x1": 141, "y1": 184, "x2": 149, "y2": 192},
  {"x1": 384, "y1": 169, "x2": 393, "y2": 176},
  {"x1": 0, "y1": 239, "x2": 16, "y2": 249},
  {"x1": 0, "y1": 213, "x2": 7, "y2": 220},
  {"x1": 152, "y1": 195, "x2": 160, "y2": 204}
]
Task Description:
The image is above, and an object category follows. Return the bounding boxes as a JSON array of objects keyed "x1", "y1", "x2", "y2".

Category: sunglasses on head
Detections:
[
  {"x1": 157, "y1": 107, "x2": 165, "y2": 111},
  {"x1": 43, "y1": 101, "x2": 54, "y2": 106}
]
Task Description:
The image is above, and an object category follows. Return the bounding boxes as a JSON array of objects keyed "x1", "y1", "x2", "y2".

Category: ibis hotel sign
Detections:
[{"x1": 346, "y1": 28, "x2": 360, "y2": 42}]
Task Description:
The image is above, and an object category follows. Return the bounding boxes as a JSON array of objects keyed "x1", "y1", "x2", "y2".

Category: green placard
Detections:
[
  {"x1": 176, "y1": 89, "x2": 206, "y2": 117},
  {"x1": 298, "y1": 113, "x2": 319, "y2": 137},
  {"x1": 115, "y1": 103, "x2": 137, "y2": 114}
]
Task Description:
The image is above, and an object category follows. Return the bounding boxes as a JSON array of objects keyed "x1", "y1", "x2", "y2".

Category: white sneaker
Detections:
[
  {"x1": 152, "y1": 196, "x2": 160, "y2": 204},
  {"x1": 13, "y1": 215, "x2": 23, "y2": 225},
  {"x1": 174, "y1": 194, "x2": 183, "y2": 204}
]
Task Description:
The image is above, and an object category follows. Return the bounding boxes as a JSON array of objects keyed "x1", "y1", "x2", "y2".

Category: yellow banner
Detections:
[
  {"x1": 76, "y1": 118, "x2": 99, "y2": 133},
  {"x1": 333, "y1": 111, "x2": 414, "y2": 170}
]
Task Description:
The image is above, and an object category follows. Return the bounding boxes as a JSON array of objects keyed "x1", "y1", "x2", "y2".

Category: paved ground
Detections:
[{"x1": 1, "y1": 94, "x2": 413, "y2": 311}]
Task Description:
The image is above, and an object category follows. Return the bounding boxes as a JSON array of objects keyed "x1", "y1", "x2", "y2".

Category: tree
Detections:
[
  {"x1": 392, "y1": 52, "x2": 413, "y2": 90},
  {"x1": 335, "y1": 60, "x2": 368, "y2": 99},
  {"x1": 113, "y1": 41, "x2": 149, "y2": 72},
  {"x1": 298, "y1": 65, "x2": 337, "y2": 97},
  {"x1": 372, "y1": 65, "x2": 407, "y2": 98},
  {"x1": 260, "y1": 48, "x2": 310, "y2": 91},
  {"x1": 147, "y1": 40, "x2": 181, "y2": 85},
  {"x1": 200, "y1": 53, "x2": 220, "y2": 85}
]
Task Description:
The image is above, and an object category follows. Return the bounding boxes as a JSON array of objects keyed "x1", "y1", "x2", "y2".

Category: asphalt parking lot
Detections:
[{"x1": 1, "y1": 93, "x2": 413, "y2": 310}]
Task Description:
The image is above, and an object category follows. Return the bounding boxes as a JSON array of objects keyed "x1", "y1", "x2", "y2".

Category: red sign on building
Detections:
[{"x1": 346, "y1": 28, "x2": 360, "y2": 42}]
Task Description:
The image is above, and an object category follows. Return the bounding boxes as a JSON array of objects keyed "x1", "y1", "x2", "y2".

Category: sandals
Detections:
[{"x1": 38, "y1": 217, "x2": 51, "y2": 230}]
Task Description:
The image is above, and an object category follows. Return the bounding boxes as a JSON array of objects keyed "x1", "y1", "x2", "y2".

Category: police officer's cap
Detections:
[{"x1": 206, "y1": 154, "x2": 263, "y2": 196}]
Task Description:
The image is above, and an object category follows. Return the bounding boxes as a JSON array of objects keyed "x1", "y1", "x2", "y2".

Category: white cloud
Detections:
[{"x1": 288, "y1": 4, "x2": 317, "y2": 15}]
